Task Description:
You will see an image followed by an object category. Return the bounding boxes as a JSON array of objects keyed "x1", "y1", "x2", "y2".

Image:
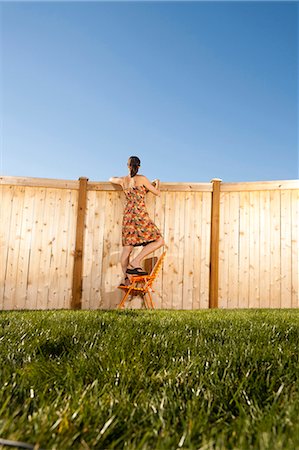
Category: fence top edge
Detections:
[
  {"x1": 0, "y1": 176, "x2": 79, "y2": 190},
  {"x1": 1, "y1": 176, "x2": 298, "y2": 192},
  {"x1": 0, "y1": 177, "x2": 212, "y2": 192},
  {"x1": 87, "y1": 182, "x2": 213, "y2": 192},
  {"x1": 220, "y1": 180, "x2": 299, "y2": 191}
]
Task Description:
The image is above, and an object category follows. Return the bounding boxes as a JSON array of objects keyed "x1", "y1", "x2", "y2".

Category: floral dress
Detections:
[{"x1": 122, "y1": 185, "x2": 162, "y2": 247}]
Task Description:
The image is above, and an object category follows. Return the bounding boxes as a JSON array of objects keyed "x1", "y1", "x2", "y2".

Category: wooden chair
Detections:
[{"x1": 117, "y1": 251, "x2": 166, "y2": 309}]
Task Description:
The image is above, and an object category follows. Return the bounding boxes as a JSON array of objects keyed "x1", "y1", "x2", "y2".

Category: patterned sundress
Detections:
[{"x1": 122, "y1": 185, "x2": 162, "y2": 247}]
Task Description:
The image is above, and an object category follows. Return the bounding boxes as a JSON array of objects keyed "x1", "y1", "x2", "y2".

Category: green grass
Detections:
[{"x1": 0, "y1": 310, "x2": 299, "y2": 450}]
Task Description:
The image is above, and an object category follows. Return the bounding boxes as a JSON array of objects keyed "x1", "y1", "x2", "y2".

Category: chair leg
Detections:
[
  {"x1": 117, "y1": 288, "x2": 132, "y2": 309},
  {"x1": 146, "y1": 291, "x2": 155, "y2": 309},
  {"x1": 142, "y1": 293, "x2": 150, "y2": 309}
]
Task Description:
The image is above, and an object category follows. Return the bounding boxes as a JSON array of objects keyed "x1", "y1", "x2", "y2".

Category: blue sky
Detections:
[{"x1": 1, "y1": 1, "x2": 298, "y2": 183}]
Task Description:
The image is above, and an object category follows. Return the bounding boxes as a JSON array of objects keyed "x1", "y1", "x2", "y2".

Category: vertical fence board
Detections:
[
  {"x1": 171, "y1": 192, "x2": 184, "y2": 309},
  {"x1": 182, "y1": 192, "x2": 194, "y2": 310},
  {"x1": 65, "y1": 190, "x2": 78, "y2": 308},
  {"x1": 178, "y1": 193, "x2": 187, "y2": 309},
  {"x1": 153, "y1": 191, "x2": 164, "y2": 309},
  {"x1": 192, "y1": 192, "x2": 202, "y2": 309},
  {"x1": 38, "y1": 189, "x2": 58, "y2": 309},
  {"x1": 238, "y1": 191, "x2": 250, "y2": 308},
  {"x1": 82, "y1": 191, "x2": 97, "y2": 308},
  {"x1": 281, "y1": 190, "x2": 292, "y2": 307},
  {"x1": 101, "y1": 192, "x2": 115, "y2": 309},
  {"x1": 0, "y1": 186, "x2": 14, "y2": 309},
  {"x1": 291, "y1": 190, "x2": 299, "y2": 307},
  {"x1": 218, "y1": 192, "x2": 229, "y2": 308},
  {"x1": 26, "y1": 188, "x2": 47, "y2": 309},
  {"x1": 259, "y1": 191, "x2": 271, "y2": 308},
  {"x1": 48, "y1": 190, "x2": 63, "y2": 309},
  {"x1": 109, "y1": 191, "x2": 124, "y2": 307},
  {"x1": 228, "y1": 192, "x2": 239, "y2": 308},
  {"x1": 201, "y1": 192, "x2": 212, "y2": 309},
  {"x1": 15, "y1": 188, "x2": 36, "y2": 309},
  {"x1": 59, "y1": 189, "x2": 77, "y2": 309},
  {"x1": 270, "y1": 191, "x2": 281, "y2": 308},
  {"x1": 209, "y1": 180, "x2": 221, "y2": 309},
  {"x1": 71, "y1": 177, "x2": 88, "y2": 309},
  {"x1": 249, "y1": 192, "x2": 260, "y2": 308},
  {"x1": 82, "y1": 190, "x2": 109, "y2": 309},
  {"x1": 4, "y1": 187, "x2": 26, "y2": 309},
  {"x1": 161, "y1": 191, "x2": 174, "y2": 309}
]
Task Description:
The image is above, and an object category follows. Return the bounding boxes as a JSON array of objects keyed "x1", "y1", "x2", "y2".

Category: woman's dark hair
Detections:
[{"x1": 128, "y1": 156, "x2": 140, "y2": 178}]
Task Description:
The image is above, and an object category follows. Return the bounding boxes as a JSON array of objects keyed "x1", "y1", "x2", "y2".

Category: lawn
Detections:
[{"x1": 0, "y1": 309, "x2": 299, "y2": 450}]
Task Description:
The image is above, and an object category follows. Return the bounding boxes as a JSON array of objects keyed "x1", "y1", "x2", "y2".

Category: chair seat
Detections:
[{"x1": 118, "y1": 285, "x2": 146, "y2": 292}]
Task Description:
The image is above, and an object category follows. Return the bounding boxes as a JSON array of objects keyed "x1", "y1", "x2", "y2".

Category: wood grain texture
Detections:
[
  {"x1": 238, "y1": 191, "x2": 250, "y2": 308},
  {"x1": 291, "y1": 190, "x2": 298, "y2": 308},
  {"x1": 209, "y1": 180, "x2": 221, "y2": 308},
  {"x1": 1, "y1": 176, "x2": 298, "y2": 310},
  {"x1": 228, "y1": 192, "x2": 240, "y2": 308},
  {"x1": 71, "y1": 178, "x2": 88, "y2": 309},
  {"x1": 1, "y1": 185, "x2": 77, "y2": 310},
  {"x1": 217, "y1": 187, "x2": 297, "y2": 309}
]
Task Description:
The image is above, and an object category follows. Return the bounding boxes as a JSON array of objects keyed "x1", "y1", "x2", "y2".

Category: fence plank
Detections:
[
  {"x1": 249, "y1": 191, "x2": 260, "y2": 308},
  {"x1": 238, "y1": 191, "x2": 250, "y2": 308},
  {"x1": 171, "y1": 192, "x2": 184, "y2": 309},
  {"x1": 201, "y1": 192, "x2": 212, "y2": 309},
  {"x1": 259, "y1": 191, "x2": 271, "y2": 308},
  {"x1": 0, "y1": 186, "x2": 14, "y2": 309},
  {"x1": 177, "y1": 192, "x2": 186, "y2": 309},
  {"x1": 26, "y1": 188, "x2": 46, "y2": 308},
  {"x1": 71, "y1": 177, "x2": 88, "y2": 309},
  {"x1": 182, "y1": 192, "x2": 194, "y2": 310},
  {"x1": 209, "y1": 180, "x2": 221, "y2": 309},
  {"x1": 4, "y1": 187, "x2": 26, "y2": 309},
  {"x1": 192, "y1": 192, "x2": 202, "y2": 309},
  {"x1": 14, "y1": 188, "x2": 35, "y2": 309},
  {"x1": 218, "y1": 192, "x2": 229, "y2": 308},
  {"x1": 82, "y1": 190, "x2": 97, "y2": 309},
  {"x1": 37, "y1": 188, "x2": 58, "y2": 309},
  {"x1": 153, "y1": 190, "x2": 164, "y2": 309},
  {"x1": 228, "y1": 192, "x2": 239, "y2": 308},
  {"x1": 270, "y1": 191, "x2": 281, "y2": 308},
  {"x1": 291, "y1": 190, "x2": 299, "y2": 307},
  {"x1": 161, "y1": 191, "x2": 174, "y2": 309},
  {"x1": 65, "y1": 190, "x2": 78, "y2": 308},
  {"x1": 281, "y1": 190, "x2": 292, "y2": 308}
]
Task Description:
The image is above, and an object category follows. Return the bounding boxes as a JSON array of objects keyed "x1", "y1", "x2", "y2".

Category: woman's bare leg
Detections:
[
  {"x1": 121, "y1": 246, "x2": 133, "y2": 278},
  {"x1": 129, "y1": 237, "x2": 165, "y2": 268}
]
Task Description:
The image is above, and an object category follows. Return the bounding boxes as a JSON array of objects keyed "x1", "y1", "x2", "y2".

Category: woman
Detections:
[{"x1": 109, "y1": 156, "x2": 164, "y2": 285}]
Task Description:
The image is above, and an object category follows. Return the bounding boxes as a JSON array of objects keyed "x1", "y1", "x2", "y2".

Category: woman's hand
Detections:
[
  {"x1": 109, "y1": 176, "x2": 123, "y2": 186},
  {"x1": 142, "y1": 177, "x2": 161, "y2": 196},
  {"x1": 152, "y1": 179, "x2": 160, "y2": 190}
]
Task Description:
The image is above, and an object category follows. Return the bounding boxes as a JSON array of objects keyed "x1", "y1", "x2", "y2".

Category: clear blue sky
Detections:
[{"x1": 1, "y1": 1, "x2": 298, "y2": 183}]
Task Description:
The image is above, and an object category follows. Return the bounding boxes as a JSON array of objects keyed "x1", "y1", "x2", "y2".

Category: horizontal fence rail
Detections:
[{"x1": 0, "y1": 176, "x2": 298, "y2": 310}]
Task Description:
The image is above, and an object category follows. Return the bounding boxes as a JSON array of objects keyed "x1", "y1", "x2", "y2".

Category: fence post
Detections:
[
  {"x1": 209, "y1": 178, "x2": 222, "y2": 308},
  {"x1": 71, "y1": 177, "x2": 88, "y2": 309}
]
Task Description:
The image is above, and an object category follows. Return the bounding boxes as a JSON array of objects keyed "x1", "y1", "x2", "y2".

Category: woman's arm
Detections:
[
  {"x1": 109, "y1": 176, "x2": 124, "y2": 187},
  {"x1": 142, "y1": 176, "x2": 161, "y2": 196}
]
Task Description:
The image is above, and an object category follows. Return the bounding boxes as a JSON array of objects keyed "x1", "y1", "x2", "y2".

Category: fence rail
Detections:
[{"x1": 1, "y1": 176, "x2": 298, "y2": 309}]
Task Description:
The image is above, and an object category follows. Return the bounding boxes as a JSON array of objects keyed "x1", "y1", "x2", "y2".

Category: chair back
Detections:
[
  {"x1": 149, "y1": 251, "x2": 166, "y2": 279},
  {"x1": 144, "y1": 256, "x2": 158, "y2": 275}
]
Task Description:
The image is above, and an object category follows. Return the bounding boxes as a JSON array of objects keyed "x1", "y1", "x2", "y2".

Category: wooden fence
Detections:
[{"x1": 0, "y1": 176, "x2": 298, "y2": 310}]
